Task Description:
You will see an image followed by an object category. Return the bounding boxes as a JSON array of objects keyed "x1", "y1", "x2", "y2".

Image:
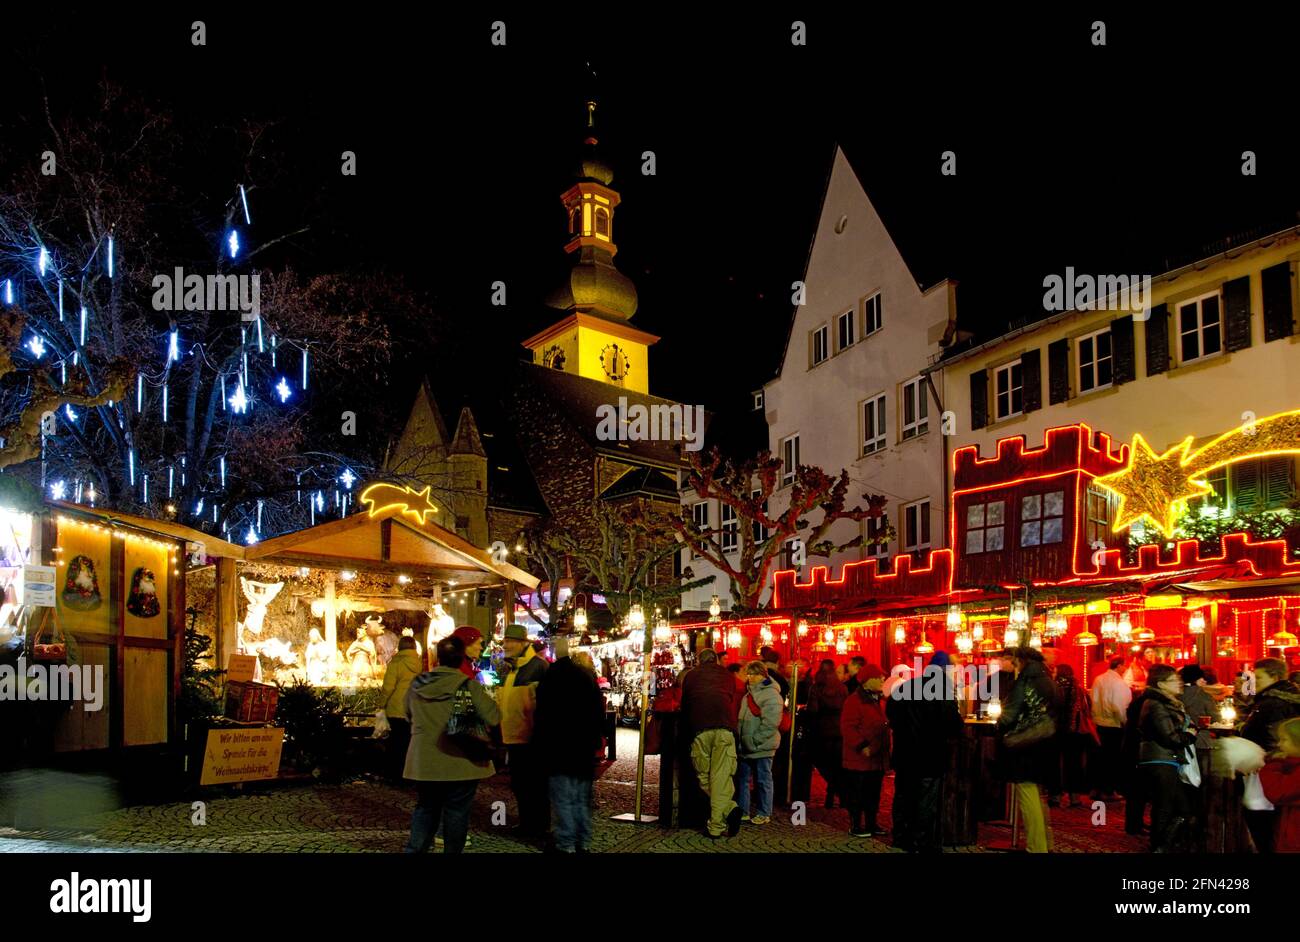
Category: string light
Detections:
[
  {"x1": 38, "y1": 246, "x2": 49, "y2": 276},
  {"x1": 239, "y1": 184, "x2": 251, "y2": 224},
  {"x1": 168, "y1": 330, "x2": 180, "y2": 363},
  {"x1": 339, "y1": 468, "x2": 356, "y2": 490},
  {"x1": 56, "y1": 515, "x2": 180, "y2": 554},
  {"x1": 107, "y1": 234, "x2": 114, "y2": 278}
]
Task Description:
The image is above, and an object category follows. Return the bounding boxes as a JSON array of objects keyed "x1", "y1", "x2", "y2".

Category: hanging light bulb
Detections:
[
  {"x1": 654, "y1": 611, "x2": 672, "y2": 643},
  {"x1": 628, "y1": 603, "x2": 645, "y2": 629},
  {"x1": 1188, "y1": 610, "x2": 1206, "y2": 635},
  {"x1": 1029, "y1": 631, "x2": 1043, "y2": 650},
  {"x1": 1134, "y1": 624, "x2": 1156, "y2": 644},
  {"x1": 760, "y1": 624, "x2": 774, "y2": 645},
  {"x1": 1100, "y1": 614, "x2": 1119, "y2": 640},
  {"x1": 573, "y1": 596, "x2": 588, "y2": 631},
  {"x1": 1074, "y1": 628, "x2": 1099, "y2": 647},
  {"x1": 1003, "y1": 625, "x2": 1020, "y2": 648},
  {"x1": 914, "y1": 631, "x2": 934, "y2": 655},
  {"x1": 1117, "y1": 612, "x2": 1134, "y2": 641},
  {"x1": 947, "y1": 605, "x2": 963, "y2": 631},
  {"x1": 796, "y1": 619, "x2": 809, "y2": 637},
  {"x1": 726, "y1": 626, "x2": 742, "y2": 650},
  {"x1": 956, "y1": 632, "x2": 973, "y2": 655},
  {"x1": 893, "y1": 623, "x2": 906, "y2": 644}
]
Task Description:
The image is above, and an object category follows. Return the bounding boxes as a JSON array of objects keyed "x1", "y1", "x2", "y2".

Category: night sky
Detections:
[{"x1": 7, "y1": 8, "x2": 1300, "y2": 424}]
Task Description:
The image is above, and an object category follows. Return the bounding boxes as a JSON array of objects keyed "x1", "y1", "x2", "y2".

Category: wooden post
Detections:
[
  {"x1": 324, "y1": 574, "x2": 337, "y2": 651},
  {"x1": 214, "y1": 556, "x2": 239, "y2": 669}
]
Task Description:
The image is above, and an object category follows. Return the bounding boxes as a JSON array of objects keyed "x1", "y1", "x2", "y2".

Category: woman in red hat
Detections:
[
  {"x1": 450, "y1": 626, "x2": 484, "y2": 679},
  {"x1": 840, "y1": 664, "x2": 891, "y2": 838}
]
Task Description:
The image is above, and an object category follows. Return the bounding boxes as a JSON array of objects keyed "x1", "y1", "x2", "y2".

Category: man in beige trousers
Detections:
[{"x1": 680, "y1": 649, "x2": 743, "y2": 838}]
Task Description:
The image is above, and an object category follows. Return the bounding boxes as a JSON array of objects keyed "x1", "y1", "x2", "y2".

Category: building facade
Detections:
[{"x1": 725, "y1": 146, "x2": 957, "y2": 608}]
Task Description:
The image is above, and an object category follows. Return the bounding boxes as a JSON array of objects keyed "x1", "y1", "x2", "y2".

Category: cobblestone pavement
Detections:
[{"x1": 1, "y1": 731, "x2": 1146, "y2": 853}]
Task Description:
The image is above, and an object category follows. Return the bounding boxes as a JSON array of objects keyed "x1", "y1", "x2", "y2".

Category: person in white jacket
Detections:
[{"x1": 1090, "y1": 657, "x2": 1133, "y2": 799}]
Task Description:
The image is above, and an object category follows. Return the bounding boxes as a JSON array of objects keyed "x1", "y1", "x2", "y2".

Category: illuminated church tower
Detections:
[{"x1": 523, "y1": 100, "x2": 659, "y2": 394}]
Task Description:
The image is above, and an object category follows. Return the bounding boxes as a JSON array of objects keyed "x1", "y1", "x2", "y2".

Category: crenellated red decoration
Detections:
[
  {"x1": 1062, "y1": 531, "x2": 1300, "y2": 585},
  {"x1": 772, "y1": 549, "x2": 955, "y2": 610}
]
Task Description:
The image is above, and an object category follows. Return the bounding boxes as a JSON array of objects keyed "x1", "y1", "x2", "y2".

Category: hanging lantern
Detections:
[
  {"x1": 780, "y1": 630, "x2": 789, "y2": 644},
  {"x1": 893, "y1": 623, "x2": 906, "y2": 644},
  {"x1": 972, "y1": 621, "x2": 985, "y2": 640},
  {"x1": 1267, "y1": 627, "x2": 1299, "y2": 650},
  {"x1": 1074, "y1": 628, "x2": 1098, "y2": 647},
  {"x1": 835, "y1": 636, "x2": 849, "y2": 655},
  {"x1": 726, "y1": 626, "x2": 742, "y2": 650},
  {"x1": 1044, "y1": 610, "x2": 1067, "y2": 638},
  {"x1": 760, "y1": 624, "x2": 774, "y2": 645},
  {"x1": 628, "y1": 603, "x2": 645, "y2": 629},
  {"x1": 1029, "y1": 631, "x2": 1043, "y2": 650},
  {"x1": 978, "y1": 636, "x2": 1001, "y2": 653},
  {"x1": 1010, "y1": 600, "x2": 1029, "y2": 627},
  {"x1": 679, "y1": 633, "x2": 690, "y2": 648},
  {"x1": 796, "y1": 619, "x2": 809, "y2": 637},
  {"x1": 708, "y1": 595, "x2": 722, "y2": 620},
  {"x1": 946, "y1": 605, "x2": 963, "y2": 631},
  {"x1": 1117, "y1": 612, "x2": 1133, "y2": 638},
  {"x1": 573, "y1": 607, "x2": 588, "y2": 631},
  {"x1": 914, "y1": 629, "x2": 934, "y2": 655},
  {"x1": 1187, "y1": 610, "x2": 1206, "y2": 634},
  {"x1": 1134, "y1": 625, "x2": 1156, "y2": 644},
  {"x1": 1003, "y1": 625, "x2": 1020, "y2": 648},
  {"x1": 653, "y1": 611, "x2": 672, "y2": 643},
  {"x1": 956, "y1": 632, "x2": 973, "y2": 655},
  {"x1": 824, "y1": 627, "x2": 836, "y2": 644},
  {"x1": 1099, "y1": 614, "x2": 1118, "y2": 640}
]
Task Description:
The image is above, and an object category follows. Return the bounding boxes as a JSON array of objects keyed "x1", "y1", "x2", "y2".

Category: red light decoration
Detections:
[{"x1": 772, "y1": 549, "x2": 955, "y2": 610}]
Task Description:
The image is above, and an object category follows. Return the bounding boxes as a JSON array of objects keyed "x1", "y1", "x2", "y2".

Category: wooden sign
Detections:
[
  {"x1": 226, "y1": 653, "x2": 260, "y2": 684},
  {"x1": 199, "y1": 726, "x2": 285, "y2": 785}
]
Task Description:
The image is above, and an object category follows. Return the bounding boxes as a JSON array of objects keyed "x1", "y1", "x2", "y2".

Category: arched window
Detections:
[
  {"x1": 569, "y1": 208, "x2": 580, "y2": 235},
  {"x1": 595, "y1": 207, "x2": 609, "y2": 237}
]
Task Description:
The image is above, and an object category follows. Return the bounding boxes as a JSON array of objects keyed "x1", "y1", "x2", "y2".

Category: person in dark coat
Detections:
[
  {"x1": 1240, "y1": 657, "x2": 1300, "y2": 853},
  {"x1": 807, "y1": 659, "x2": 848, "y2": 808},
  {"x1": 1121, "y1": 691, "x2": 1148, "y2": 834},
  {"x1": 680, "y1": 649, "x2": 742, "y2": 838},
  {"x1": 841, "y1": 664, "x2": 890, "y2": 836},
  {"x1": 843, "y1": 656, "x2": 867, "y2": 697},
  {"x1": 1136, "y1": 664, "x2": 1199, "y2": 853},
  {"x1": 1050, "y1": 664, "x2": 1096, "y2": 808},
  {"x1": 886, "y1": 650, "x2": 962, "y2": 853},
  {"x1": 997, "y1": 647, "x2": 1057, "y2": 853},
  {"x1": 533, "y1": 650, "x2": 606, "y2": 853}
]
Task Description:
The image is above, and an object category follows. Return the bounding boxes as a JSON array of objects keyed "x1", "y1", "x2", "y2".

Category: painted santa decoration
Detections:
[
  {"x1": 127, "y1": 567, "x2": 161, "y2": 618},
  {"x1": 62, "y1": 555, "x2": 103, "y2": 611}
]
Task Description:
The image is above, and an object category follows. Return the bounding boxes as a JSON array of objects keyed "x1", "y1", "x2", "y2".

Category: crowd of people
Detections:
[{"x1": 385, "y1": 621, "x2": 1300, "y2": 854}]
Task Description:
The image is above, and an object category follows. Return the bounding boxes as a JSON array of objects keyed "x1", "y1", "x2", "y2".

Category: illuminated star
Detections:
[
  {"x1": 1095, "y1": 434, "x2": 1212, "y2": 536},
  {"x1": 339, "y1": 468, "x2": 356, "y2": 490},
  {"x1": 275, "y1": 377, "x2": 291, "y2": 403},
  {"x1": 228, "y1": 381, "x2": 248, "y2": 414}
]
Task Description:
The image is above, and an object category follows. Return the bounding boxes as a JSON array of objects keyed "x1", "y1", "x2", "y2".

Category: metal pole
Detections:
[
  {"x1": 785, "y1": 661, "x2": 798, "y2": 806},
  {"x1": 613, "y1": 620, "x2": 659, "y2": 823}
]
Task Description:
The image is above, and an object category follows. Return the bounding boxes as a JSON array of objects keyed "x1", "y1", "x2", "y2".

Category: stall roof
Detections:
[
  {"x1": 243, "y1": 505, "x2": 539, "y2": 589},
  {"x1": 50, "y1": 500, "x2": 247, "y2": 559}
]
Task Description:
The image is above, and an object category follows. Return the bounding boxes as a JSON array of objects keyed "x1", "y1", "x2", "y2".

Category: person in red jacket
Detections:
[
  {"x1": 840, "y1": 664, "x2": 890, "y2": 838},
  {"x1": 1259, "y1": 716, "x2": 1300, "y2": 852}
]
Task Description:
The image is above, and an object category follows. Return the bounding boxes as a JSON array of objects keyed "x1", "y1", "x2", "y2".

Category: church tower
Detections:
[{"x1": 523, "y1": 100, "x2": 659, "y2": 394}]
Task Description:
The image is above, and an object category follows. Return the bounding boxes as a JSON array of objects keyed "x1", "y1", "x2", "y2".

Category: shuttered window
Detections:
[{"x1": 1232, "y1": 457, "x2": 1296, "y2": 513}]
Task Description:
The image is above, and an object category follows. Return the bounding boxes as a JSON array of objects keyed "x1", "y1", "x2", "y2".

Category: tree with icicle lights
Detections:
[{"x1": 0, "y1": 81, "x2": 438, "y2": 541}]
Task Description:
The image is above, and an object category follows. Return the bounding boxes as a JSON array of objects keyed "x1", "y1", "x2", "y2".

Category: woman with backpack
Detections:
[{"x1": 1051, "y1": 663, "x2": 1099, "y2": 808}]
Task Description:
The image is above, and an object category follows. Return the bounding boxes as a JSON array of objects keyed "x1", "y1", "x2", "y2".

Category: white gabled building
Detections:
[{"x1": 682, "y1": 146, "x2": 960, "y2": 613}]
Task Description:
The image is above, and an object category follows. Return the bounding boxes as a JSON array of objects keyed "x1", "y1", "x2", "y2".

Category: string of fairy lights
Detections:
[{"x1": 5, "y1": 184, "x2": 363, "y2": 545}]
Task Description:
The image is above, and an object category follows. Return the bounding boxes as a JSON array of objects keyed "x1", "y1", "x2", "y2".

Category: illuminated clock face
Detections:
[{"x1": 601, "y1": 344, "x2": 629, "y2": 381}]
